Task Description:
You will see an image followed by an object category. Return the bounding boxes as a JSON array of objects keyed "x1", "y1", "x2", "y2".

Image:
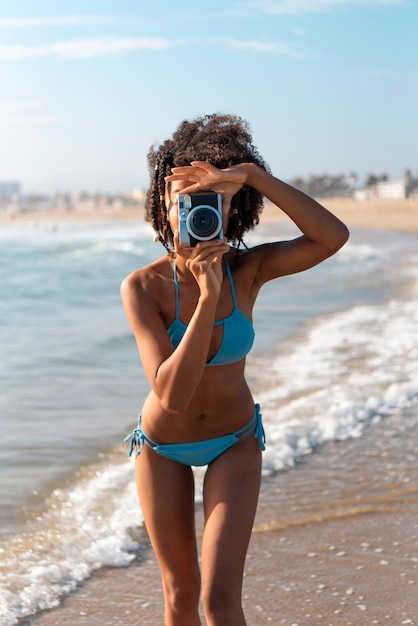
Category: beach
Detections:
[
  {"x1": 2, "y1": 196, "x2": 418, "y2": 234},
  {"x1": 23, "y1": 404, "x2": 418, "y2": 626},
  {"x1": 1, "y1": 198, "x2": 417, "y2": 626}
]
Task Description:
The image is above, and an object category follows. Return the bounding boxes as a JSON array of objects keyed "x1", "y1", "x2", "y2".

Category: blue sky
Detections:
[{"x1": 0, "y1": 0, "x2": 416, "y2": 194}]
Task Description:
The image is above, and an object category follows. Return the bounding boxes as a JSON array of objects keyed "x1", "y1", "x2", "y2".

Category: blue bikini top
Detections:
[{"x1": 167, "y1": 256, "x2": 255, "y2": 366}]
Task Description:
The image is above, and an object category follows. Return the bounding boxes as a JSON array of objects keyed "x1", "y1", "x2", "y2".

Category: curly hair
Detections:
[{"x1": 144, "y1": 113, "x2": 269, "y2": 252}]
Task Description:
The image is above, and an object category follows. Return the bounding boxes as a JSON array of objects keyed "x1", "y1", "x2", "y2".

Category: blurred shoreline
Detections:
[{"x1": 1, "y1": 197, "x2": 418, "y2": 233}]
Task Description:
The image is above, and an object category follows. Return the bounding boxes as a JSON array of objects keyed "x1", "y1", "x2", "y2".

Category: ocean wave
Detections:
[
  {"x1": 1, "y1": 225, "x2": 417, "y2": 624},
  {"x1": 253, "y1": 278, "x2": 418, "y2": 475},
  {"x1": 0, "y1": 460, "x2": 141, "y2": 626}
]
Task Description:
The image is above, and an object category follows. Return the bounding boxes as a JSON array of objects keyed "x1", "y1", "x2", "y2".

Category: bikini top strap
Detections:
[
  {"x1": 173, "y1": 258, "x2": 180, "y2": 320},
  {"x1": 224, "y1": 256, "x2": 238, "y2": 309},
  {"x1": 173, "y1": 256, "x2": 236, "y2": 320}
]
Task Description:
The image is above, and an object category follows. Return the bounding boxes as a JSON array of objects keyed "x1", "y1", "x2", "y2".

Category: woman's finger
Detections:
[{"x1": 188, "y1": 241, "x2": 230, "y2": 263}]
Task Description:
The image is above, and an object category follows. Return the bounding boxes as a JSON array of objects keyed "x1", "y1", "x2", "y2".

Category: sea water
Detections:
[{"x1": 0, "y1": 216, "x2": 417, "y2": 624}]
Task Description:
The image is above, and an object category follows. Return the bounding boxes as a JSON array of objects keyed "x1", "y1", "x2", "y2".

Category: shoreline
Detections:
[
  {"x1": 24, "y1": 405, "x2": 418, "y2": 625},
  {"x1": 263, "y1": 197, "x2": 418, "y2": 233},
  {"x1": 2, "y1": 197, "x2": 418, "y2": 234},
  {"x1": 8, "y1": 196, "x2": 418, "y2": 625}
]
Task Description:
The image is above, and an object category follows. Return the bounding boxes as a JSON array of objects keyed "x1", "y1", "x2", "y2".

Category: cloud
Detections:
[
  {"x1": 0, "y1": 16, "x2": 116, "y2": 28},
  {"x1": 0, "y1": 35, "x2": 304, "y2": 61},
  {"x1": 224, "y1": 38, "x2": 304, "y2": 57},
  {"x1": 0, "y1": 37, "x2": 171, "y2": 60},
  {"x1": 238, "y1": 0, "x2": 404, "y2": 16}
]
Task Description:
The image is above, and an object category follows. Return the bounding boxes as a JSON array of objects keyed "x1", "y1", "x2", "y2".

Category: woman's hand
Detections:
[
  {"x1": 173, "y1": 231, "x2": 230, "y2": 298},
  {"x1": 166, "y1": 161, "x2": 249, "y2": 214}
]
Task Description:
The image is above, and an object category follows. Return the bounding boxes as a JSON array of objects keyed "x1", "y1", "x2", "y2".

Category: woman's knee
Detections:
[
  {"x1": 201, "y1": 579, "x2": 242, "y2": 620},
  {"x1": 163, "y1": 574, "x2": 201, "y2": 615}
]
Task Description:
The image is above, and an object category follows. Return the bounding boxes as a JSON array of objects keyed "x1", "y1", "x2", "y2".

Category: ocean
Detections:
[{"x1": 0, "y1": 216, "x2": 417, "y2": 625}]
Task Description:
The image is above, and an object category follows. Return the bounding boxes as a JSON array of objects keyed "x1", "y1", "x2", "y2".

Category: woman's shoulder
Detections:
[
  {"x1": 227, "y1": 242, "x2": 276, "y2": 274},
  {"x1": 121, "y1": 256, "x2": 172, "y2": 304},
  {"x1": 227, "y1": 240, "x2": 290, "y2": 293},
  {"x1": 124, "y1": 255, "x2": 171, "y2": 283}
]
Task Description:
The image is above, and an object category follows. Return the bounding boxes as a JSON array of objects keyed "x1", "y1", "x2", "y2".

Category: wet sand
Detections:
[{"x1": 23, "y1": 406, "x2": 418, "y2": 626}]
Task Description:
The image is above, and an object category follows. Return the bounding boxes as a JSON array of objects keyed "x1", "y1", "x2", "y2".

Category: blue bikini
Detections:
[
  {"x1": 125, "y1": 256, "x2": 265, "y2": 466},
  {"x1": 125, "y1": 404, "x2": 265, "y2": 467},
  {"x1": 167, "y1": 256, "x2": 255, "y2": 366}
]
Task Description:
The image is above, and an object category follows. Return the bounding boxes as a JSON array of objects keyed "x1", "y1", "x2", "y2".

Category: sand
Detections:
[
  {"x1": 2, "y1": 197, "x2": 418, "y2": 234},
  {"x1": 261, "y1": 197, "x2": 418, "y2": 234},
  {"x1": 14, "y1": 198, "x2": 418, "y2": 625},
  {"x1": 23, "y1": 408, "x2": 418, "y2": 626}
]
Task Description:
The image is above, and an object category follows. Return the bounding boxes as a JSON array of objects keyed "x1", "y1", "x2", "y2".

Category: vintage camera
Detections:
[{"x1": 178, "y1": 192, "x2": 223, "y2": 247}]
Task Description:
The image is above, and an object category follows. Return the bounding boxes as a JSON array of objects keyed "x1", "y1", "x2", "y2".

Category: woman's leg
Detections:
[
  {"x1": 200, "y1": 433, "x2": 262, "y2": 626},
  {"x1": 135, "y1": 446, "x2": 202, "y2": 626}
]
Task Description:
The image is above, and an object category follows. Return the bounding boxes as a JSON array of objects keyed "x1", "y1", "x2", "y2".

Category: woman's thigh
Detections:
[
  {"x1": 201, "y1": 433, "x2": 262, "y2": 588},
  {"x1": 135, "y1": 446, "x2": 200, "y2": 583}
]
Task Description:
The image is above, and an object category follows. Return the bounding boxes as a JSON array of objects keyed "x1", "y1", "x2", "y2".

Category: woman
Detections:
[{"x1": 122, "y1": 114, "x2": 349, "y2": 626}]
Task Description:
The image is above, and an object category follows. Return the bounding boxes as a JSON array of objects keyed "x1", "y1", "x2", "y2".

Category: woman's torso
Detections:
[{"x1": 141, "y1": 249, "x2": 260, "y2": 443}]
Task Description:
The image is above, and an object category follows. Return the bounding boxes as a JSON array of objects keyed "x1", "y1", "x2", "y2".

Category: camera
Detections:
[{"x1": 178, "y1": 192, "x2": 223, "y2": 247}]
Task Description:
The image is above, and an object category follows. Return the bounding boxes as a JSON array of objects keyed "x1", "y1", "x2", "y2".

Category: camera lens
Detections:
[
  {"x1": 187, "y1": 206, "x2": 222, "y2": 241},
  {"x1": 190, "y1": 208, "x2": 217, "y2": 236}
]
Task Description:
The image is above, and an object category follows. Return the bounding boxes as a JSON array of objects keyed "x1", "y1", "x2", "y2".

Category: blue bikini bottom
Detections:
[{"x1": 125, "y1": 404, "x2": 265, "y2": 467}]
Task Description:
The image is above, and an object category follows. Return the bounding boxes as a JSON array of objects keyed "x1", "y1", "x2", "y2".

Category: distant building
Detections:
[
  {"x1": 375, "y1": 179, "x2": 406, "y2": 200},
  {"x1": 354, "y1": 177, "x2": 418, "y2": 200},
  {"x1": 0, "y1": 181, "x2": 20, "y2": 199},
  {"x1": 129, "y1": 188, "x2": 146, "y2": 202}
]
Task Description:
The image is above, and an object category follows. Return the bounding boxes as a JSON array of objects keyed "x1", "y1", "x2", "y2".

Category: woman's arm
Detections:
[
  {"x1": 167, "y1": 161, "x2": 349, "y2": 284},
  {"x1": 120, "y1": 238, "x2": 229, "y2": 414},
  {"x1": 244, "y1": 163, "x2": 349, "y2": 283}
]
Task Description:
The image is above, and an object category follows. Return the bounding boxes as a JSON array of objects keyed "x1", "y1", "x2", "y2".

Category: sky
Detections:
[{"x1": 0, "y1": 0, "x2": 417, "y2": 194}]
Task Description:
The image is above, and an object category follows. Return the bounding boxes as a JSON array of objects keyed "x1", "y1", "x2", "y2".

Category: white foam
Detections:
[
  {"x1": 0, "y1": 460, "x2": 141, "y2": 625},
  {"x1": 336, "y1": 240, "x2": 386, "y2": 263},
  {"x1": 255, "y1": 279, "x2": 418, "y2": 474},
  {"x1": 64, "y1": 239, "x2": 147, "y2": 259},
  {"x1": 0, "y1": 219, "x2": 154, "y2": 245}
]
